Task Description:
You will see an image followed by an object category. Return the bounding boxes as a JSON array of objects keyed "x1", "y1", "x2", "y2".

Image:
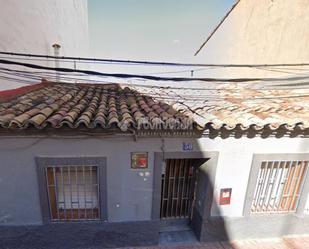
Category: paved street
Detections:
[
  {"x1": 121, "y1": 236, "x2": 309, "y2": 249},
  {"x1": 0, "y1": 223, "x2": 308, "y2": 249}
]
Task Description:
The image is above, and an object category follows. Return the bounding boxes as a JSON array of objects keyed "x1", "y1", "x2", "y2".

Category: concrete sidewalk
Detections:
[{"x1": 121, "y1": 236, "x2": 309, "y2": 249}]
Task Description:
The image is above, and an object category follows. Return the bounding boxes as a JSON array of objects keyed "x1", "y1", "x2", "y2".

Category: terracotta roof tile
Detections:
[
  {"x1": 5, "y1": 81, "x2": 309, "y2": 134},
  {"x1": 128, "y1": 82, "x2": 309, "y2": 133},
  {"x1": 0, "y1": 82, "x2": 194, "y2": 133}
]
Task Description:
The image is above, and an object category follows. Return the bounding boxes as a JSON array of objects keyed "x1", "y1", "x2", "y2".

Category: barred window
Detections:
[
  {"x1": 45, "y1": 166, "x2": 100, "y2": 221},
  {"x1": 251, "y1": 161, "x2": 308, "y2": 213}
]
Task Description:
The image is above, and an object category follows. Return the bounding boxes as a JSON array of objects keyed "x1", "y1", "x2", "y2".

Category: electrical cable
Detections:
[
  {"x1": 253, "y1": 66, "x2": 309, "y2": 76},
  {"x1": 0, "y1": 58, "x2": 267, "y2": 82},
  {"x1": 1, "y1": 66, "x2": 309, "y2": 92},
  {"x1": 1, "y1": 51, "x2": 309, "y2": 68},
  {"x1": 3, "y1": 55, "x2": 309, "y2": 78},
  {"x1": 1, "y1": 70, "x2": 309, "y2": 103}
]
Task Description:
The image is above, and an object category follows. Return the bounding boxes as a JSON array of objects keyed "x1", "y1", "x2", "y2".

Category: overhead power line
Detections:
[
  {"x1": 2, "y1": 67, "x2": 309, "y2": 92},
  {"x1": 1, "y1": 51, "x2": 309, "y2": 68},
  {"x1": 1, "y1": 55, "x2": 308, "y2": 78},
  {"x1": 1, "y1": 64, "x2": 309, "y2": 91},
  {"x1": 0, "y1": 58, "x2": 265, "y2": 82},
  {"x1": 1, "y1": 59, "x2": 309, "y2": 92},
  {"x1": 1, "y1": 66, "x2": 309, "y2": 91},
  {"x1": 1, "y1": 66, "x2": 309, "y2": 104},
  {"x1": 2, "y1": 71, "x2": 309, "y2": 102}
]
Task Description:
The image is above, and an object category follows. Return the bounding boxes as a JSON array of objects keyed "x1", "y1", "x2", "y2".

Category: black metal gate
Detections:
[{"x1": 160, "y1": 159, "x2": 198, "y2": 219}]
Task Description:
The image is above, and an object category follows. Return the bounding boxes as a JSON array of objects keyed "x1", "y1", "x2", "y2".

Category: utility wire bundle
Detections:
[{"x1": 0, "y1": 51, "x2": 309, "y2": 102}]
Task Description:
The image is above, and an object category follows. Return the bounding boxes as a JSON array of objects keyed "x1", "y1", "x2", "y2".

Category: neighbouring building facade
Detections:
[
  {"x1": 0, "y1": 0, "x2": 89, "y2": 90},
  {"x1": 0, "y1": 81, "x2": 309, "y2": 245},
  {"x1": 193, "y1": 0, "x2": 309, "y2": 79}
]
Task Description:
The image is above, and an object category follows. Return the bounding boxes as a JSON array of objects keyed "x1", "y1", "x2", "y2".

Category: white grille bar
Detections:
[
  {"x1": 45, "y1": 165, "x2": 100, "y2": 221},
  {"x1": 251, "y1": 160, "x2": 307, "y2": 213}
]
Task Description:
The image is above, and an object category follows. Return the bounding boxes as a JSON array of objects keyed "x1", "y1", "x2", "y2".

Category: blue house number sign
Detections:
[{"x1": 182, "y1": 142, "x2": 193, "y2": 151}]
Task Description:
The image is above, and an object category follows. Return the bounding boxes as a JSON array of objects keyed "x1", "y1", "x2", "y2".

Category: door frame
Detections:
[{"x1": 152, "y1": 151, "x2": 219, "y2": 221}]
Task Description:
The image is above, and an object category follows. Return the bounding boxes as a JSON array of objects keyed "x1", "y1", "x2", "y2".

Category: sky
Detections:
[{"x1": 88, "y1": 0, "x2": 235, "y2": 63}]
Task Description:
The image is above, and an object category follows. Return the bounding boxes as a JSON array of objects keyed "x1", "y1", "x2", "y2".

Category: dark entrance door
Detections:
[{"x1": 160, "y1": 159, "x2": 198, "y2": 220}]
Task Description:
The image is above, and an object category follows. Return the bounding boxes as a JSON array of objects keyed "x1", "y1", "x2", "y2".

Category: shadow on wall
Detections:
[
  {"x1": 190, "y1": 158, "x2": 231, "y2": 244},
  {"x1": 208, "y1": 126, "x2": 309, "y2": 139}
]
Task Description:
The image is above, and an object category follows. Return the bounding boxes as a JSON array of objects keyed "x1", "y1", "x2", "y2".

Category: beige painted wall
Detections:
[{"x1": 195, "y1": 0, "x2": 309, "y2": 78}]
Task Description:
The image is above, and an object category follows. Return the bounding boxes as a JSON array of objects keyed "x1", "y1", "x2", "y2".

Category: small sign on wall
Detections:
[
  {"x1": 219, "y1": 188, "x2": 232, "y2": 205},
  {"x1": 182, "y1": 142, "x2": 193, "y2": 151},
  {"x1": 131, "y1": 152, "x2": 148, "y2": 169}
]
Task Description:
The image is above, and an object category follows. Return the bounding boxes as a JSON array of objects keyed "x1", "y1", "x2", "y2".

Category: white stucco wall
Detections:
[
  {"x1": 0, "y1": 135, "x2": 309, "y2": 225},
  {"x1": 305, "y1": 193, "x2": 309, "y2": 214},
  {"x1": 0, "y1": 0, "x2": 89, "y2": 90},
  {"x1": 194, "y1": 137, "x2": 309, "y2": 217},
  {"x1": 191, "y1": 0, "x2": 309, "y2": 216},
  {"x1": 195, "y1": 0, "x2": 309, "y2": 78}
]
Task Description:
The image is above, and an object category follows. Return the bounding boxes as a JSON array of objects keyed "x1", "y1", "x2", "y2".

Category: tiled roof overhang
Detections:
[
  {"x1": 128, "y1": 82, "x2": 309, "y2": 137},
  {"x1": 1, "y1": 81, "x2": 309, "y2": 138},
  {"x1": 0, "y1": 82, "x2": 199, "y2": 136}
]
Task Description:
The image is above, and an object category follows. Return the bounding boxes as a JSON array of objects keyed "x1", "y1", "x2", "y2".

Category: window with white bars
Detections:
[
  {"x1": 45, "y1": 165, "x2": 100, "y2": 221},
  {"x1": 251, "y1": 160, "x2": 308, "y2": 213}
]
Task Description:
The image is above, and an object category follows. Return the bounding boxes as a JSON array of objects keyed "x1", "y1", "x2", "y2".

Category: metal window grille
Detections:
[
  {"x1": 45, "y1": 165, "x2": 100, "y2": 221},
  {"x1": 251, "y1": 160, "x2": 308, "y2": 213},
  {"x1": 160, "y1": 159, "x2": 197, "y2": 219}
]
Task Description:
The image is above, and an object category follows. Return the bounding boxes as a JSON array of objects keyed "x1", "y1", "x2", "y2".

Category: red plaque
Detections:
[
  {"x1": 131, "y1": 152, "x2": 148, "y2": 169},
  {"x1": 219, "y1": 188, "x2": 232, "y2": 205}
]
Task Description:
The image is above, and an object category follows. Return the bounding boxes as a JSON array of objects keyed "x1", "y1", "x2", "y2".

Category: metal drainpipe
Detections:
[{"x1": 52, "y1": 43, "x2": 61, "y2": 83}]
